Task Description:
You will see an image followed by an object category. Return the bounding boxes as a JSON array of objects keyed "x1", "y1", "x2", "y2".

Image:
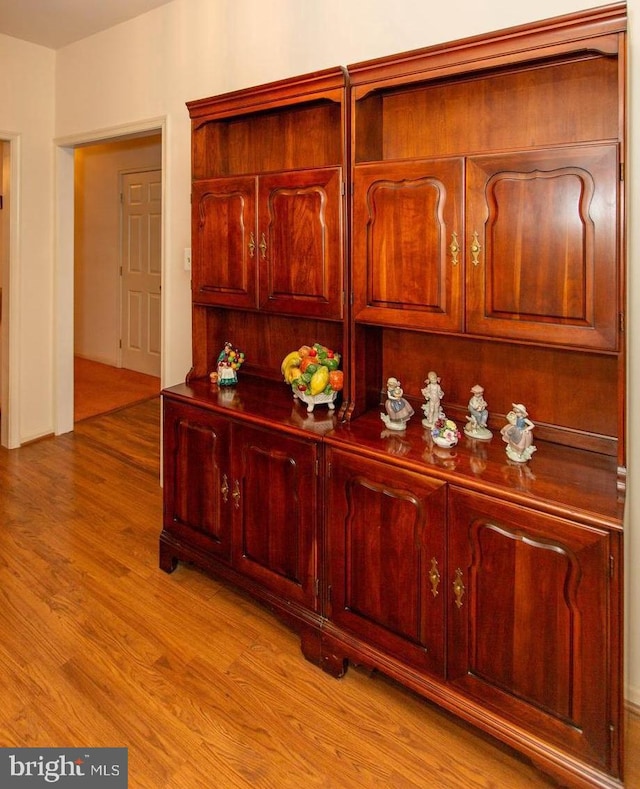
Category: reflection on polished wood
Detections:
[{"x1": 0, "y1": 397, "x2": 636, "y2": 788}]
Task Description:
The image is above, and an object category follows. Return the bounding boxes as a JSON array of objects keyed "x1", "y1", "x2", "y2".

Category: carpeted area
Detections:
[{"x1": 74, "y1": 356, "x2": 160, "y2": 422}]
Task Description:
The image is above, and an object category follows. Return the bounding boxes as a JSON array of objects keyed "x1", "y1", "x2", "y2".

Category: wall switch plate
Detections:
[{"x1": 184, "y1": 248, "x2": 192, "y2": 271}]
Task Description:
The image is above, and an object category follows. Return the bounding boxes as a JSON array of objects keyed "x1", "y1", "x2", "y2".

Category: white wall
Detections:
[
  {"x1": 3, "y1": 0, "x2": 636, "y2": 705},
  {"x1": 0, "y1": 34, "x2": 55, "y2": 444},
  {"x1": 74, "y1": 136, "x2": 162, "y2": 365}
]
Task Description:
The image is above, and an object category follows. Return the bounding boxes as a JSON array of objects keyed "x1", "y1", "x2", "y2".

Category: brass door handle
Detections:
[
  {"x1": 449, "y1": 232, "x2": 460, "y2": 266},
  {"x1": 221, "y1": 473, "x2": 229, "y2": 504},
  {"x1": 470, "y1": 231, "x2": 481, "y2": 266},
  {"x1": 248, "y1": 232, "x2": 256, "y2": 257},
  {"x1": 232, "y1": 480, "x2": 241, "y2": 509},
  {"x1": 429, "y1": 557, "x2": 441, "y2": 597},
  {"x1": 453, "y1": 567, "x2": 465, "y2": 609},
  {"x1": 259, "y1": 232, "x2": 267, "y2": 259}
]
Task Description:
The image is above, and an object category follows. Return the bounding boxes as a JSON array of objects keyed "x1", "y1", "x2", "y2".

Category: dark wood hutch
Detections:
[{"x1": 160, "y1": 5, "x2": 627, "y2": 787}]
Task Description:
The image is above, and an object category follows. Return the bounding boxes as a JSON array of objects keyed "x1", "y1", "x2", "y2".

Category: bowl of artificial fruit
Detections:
[{"x1": 281, "y1": 343, "x2": 344, "y2": 412}]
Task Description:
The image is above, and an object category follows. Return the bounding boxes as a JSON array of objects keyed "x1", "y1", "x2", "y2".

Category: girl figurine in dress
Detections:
[
  {"x1": 381, "y1": 377, "x2": 415, "y2": 431},
  {"x1": 500, "y1": 403, "x2": 536, "y2": 462},
  {"x1": 421, "y1": 371, "x2": 445, "y2": 428}
]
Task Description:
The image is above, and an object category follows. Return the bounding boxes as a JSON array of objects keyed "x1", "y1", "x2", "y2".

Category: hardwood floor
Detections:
[
  {"x1": 74, "y1": 356, "x2": 160, "y2": 422},
  {"x1": 0, "y1": 398, "x2": 637, "y2": 788}
]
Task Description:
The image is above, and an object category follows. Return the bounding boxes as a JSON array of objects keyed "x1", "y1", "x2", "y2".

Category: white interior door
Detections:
[{"x1": 120, "y1": 169, "x2": 161, "y2": 377}]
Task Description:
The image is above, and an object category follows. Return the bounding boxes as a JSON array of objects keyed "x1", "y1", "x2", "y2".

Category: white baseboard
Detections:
[{"x1": 626, "y1": 688, "x2": 640, "y2": 713}]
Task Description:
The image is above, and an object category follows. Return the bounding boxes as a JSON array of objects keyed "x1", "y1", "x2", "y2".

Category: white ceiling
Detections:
[{"x1": 0, "y1": 0, "x2": 174, "y2": 49}]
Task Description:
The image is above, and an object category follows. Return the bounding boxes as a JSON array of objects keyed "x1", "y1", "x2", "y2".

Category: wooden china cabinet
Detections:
[
  {"x1": 161, "y1": 5, "x2": 627, "y2": 787},
  {"x1": 161, "y1": 66, "x2": 348, "y2": 635}
]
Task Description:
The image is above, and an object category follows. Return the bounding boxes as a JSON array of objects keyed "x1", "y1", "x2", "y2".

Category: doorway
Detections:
[
  {"x1": 74, "y1": 135, "x2": 162, "y2": 421},
  {"x1": 55, "y1": 120, "x2": 165, "y2": 438}
]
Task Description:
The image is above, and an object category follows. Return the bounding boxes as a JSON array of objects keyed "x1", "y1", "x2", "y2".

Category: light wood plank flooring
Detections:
[
  {"x1": 74, "y1": 356, "x2": 160, "y2": 422},
  {"x1": 0, "y1": 398, "x2": 637, "y2": 788}
]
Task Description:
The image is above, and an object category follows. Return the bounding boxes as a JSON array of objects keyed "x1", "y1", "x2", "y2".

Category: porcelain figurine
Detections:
[
  {"x1": 431, "y1": 417, "x2": 461, "y2": 448},
  {"x1": 421, "y1": 371, "x2": 445, "y2": 428},
  {"x1": 464, "y1": 384, "x2": 492, "y2": 440},
  {"x1": 381, "y1": 377, "x2": 414, "y2": 431},
  {"x1": 500, "y1": 403, "x2": 537, "y2": 463},
  {"x1": 216, "y1": 341, "x2": 245, "y2": 386}
]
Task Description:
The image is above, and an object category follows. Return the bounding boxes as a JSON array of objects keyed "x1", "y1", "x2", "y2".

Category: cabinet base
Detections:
[
  {"x1": 160, "y1": 531, "x2": 622, "y2": 789},
  {"x1": 300, "y1": 628, "x2": 347, "y2": 678},
  {"x1": 304, "y1": 625, "x2": 623, "y2": 789},
  {"x1": 159, "y1": 529, "x2": 324, "y2": 651}
]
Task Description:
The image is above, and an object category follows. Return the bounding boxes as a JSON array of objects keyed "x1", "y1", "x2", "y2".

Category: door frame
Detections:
[
  {"x1": 0, "y1": 132, "x2": 20, "y2": 448},
  {"x1": 54, "y1": 118, "x2": 166, "y2": 437}
]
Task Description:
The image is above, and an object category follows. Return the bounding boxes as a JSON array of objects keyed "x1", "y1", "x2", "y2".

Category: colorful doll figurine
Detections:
[
  {"x1": 464, "y1": 384, "x2": 492, "y2": 440},
  {"x1": 216, "y1": 341, "x2": 245, "y2": 386},
  {"x1": 500, "y1": 403, "x2": 537, "y2": 462},
  {"x1": 381, "y1": 377, "x2": 414, "y2": 431}
]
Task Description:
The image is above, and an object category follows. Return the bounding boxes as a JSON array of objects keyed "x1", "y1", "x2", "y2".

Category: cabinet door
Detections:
[
  {"x1": 191, "y1": 176, "x2": 258, "y2": 308},
  {"x1": 232, "y1": 423, "x2": 319, "y2": 611},
  {"x1": 163, "y1": 399, "x2": 232, "y2": 562},
  {"x1": 353, "y1": 158, "x2": 464, "y2": 332},
  {"x1": 257, "y1": 167, "x2": 344, "y2": 319},
  {"x1": 466, "y1": 144, "x2": 619, "y2": 350},
  {"x1": 326, "y1": 448, "x2": 447, "y2": 676},
  {"x1": 448, "y1": 487, "x2": 616, "y2": 772}
]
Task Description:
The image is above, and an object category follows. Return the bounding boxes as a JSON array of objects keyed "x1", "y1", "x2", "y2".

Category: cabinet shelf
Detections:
[
  {"x1": 164, "y1": 376, "x2": 341, "y2": 441},
  {"x1": 189, "y1": 67, "x2": 347, "y2": 180},
  {"x1": 353, "y1": 55, "x2": 620, "y2": 164},
  {"x1": 189, "y1": 305, "x2": 346, "y2": 386},
  {"x1": 350, "y1": 325, "x2": 619, "y2": 458},
  {"x1": 325, "y1": 407, "x2": 622, "y2": 530}
]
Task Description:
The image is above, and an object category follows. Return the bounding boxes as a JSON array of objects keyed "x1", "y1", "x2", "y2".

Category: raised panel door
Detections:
[
  {"x1": 191, "y1": 176, "x2": 257, "y2": 308},
  {"x1": 352, "y1": 158, "x2": 464, "y2": 332},
  {"x1": 447, "y1": 486, "x2": 618, "y2": 775},
  {"x1": 120, "y1": 170, "x2": 162, "y2": 377},
  {"x1": 326, "y1": 448, "x2": 447, "y2": 676},
  {"x1": 466, "y1": 144, "x2": 619, "y2": 350},
  {"x1": 257, "y1": 167, "x2": 344, "y2": 319},
  {"x1": 162, "y1": 399, "x2": 232, "y2": 562},
  {"x1": 232, "y1": 423, "x2": 320, "y2": 610}
]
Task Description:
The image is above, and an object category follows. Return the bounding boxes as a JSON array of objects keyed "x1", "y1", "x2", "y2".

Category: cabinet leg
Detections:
[
  {"x1": 320, "y1": 647, "x2": 348, "y2": 678},
  {"x1": 300, "y1": 628, "x2": 323, "y2": 667},
  {"x1": 300, "y1": 629, "x2": 348, "y2": 678},
  {"x1": 158, "y1": 541, "x2": 179, "y2": 574}
]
